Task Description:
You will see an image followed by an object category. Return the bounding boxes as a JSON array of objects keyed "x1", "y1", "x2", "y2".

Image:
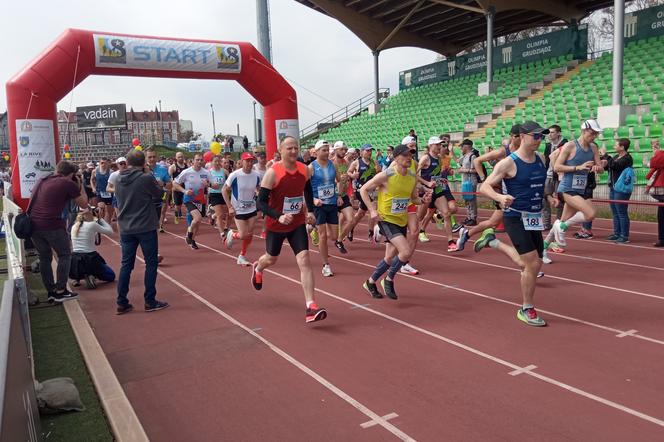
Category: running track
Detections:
[{"x1": 78, "y1": 210, "x2": 664, "y2": 441}]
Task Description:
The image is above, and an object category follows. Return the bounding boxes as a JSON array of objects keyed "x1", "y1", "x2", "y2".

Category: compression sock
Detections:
[
  {"x1": 370, "y1": 259, "x2": 390, "y2": 282},
  {"x1": 241, "y1": 238, "x2": 252, "y2": 255},
  {"x1": 387, "y1": 257, "x2": 407, "y2": 280}
]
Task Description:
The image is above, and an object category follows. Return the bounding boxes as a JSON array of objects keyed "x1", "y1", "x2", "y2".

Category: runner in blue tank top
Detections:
[
  {"x1": 480, "y1": 121, "x2": 549, "y2": 327},
  {"x1": 308, "y1": 140, "x2": 344, "y2": 277},
  {"x1": 547, "y1": 119, "x2": 604, "y2": 249},
  {"x1": 91, "y1": 158, "x2": 113, "y2": 224}
]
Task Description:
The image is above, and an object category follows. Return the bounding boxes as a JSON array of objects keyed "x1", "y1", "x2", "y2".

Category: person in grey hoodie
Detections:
[{"x1": 114, "y1": 149, "x2": 169, "y2": 314}]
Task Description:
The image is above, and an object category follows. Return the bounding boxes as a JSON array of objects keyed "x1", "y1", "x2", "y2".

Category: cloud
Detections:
[{"x1": 1, "y1": 0, "x2": 438, "y2": 143}]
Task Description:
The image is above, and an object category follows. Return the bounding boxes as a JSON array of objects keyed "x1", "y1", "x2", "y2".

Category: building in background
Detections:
[{"x1": 179, "y1": 119, "x2": 193, "y2": 133}]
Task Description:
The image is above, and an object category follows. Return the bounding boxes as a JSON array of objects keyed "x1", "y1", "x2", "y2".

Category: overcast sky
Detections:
[{"x1": 0, "y1": 0, "x2": 438, "y2": 142}]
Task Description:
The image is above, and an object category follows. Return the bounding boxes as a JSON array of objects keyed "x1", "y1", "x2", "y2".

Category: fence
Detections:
[{"x1": 0, "y1": 190, "x2": 41, "y2": 441}]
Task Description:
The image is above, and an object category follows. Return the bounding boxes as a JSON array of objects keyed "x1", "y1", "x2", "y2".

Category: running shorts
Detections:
[
  {"x1": 173, "y1": 190, "x2": 184, "y2": 206},
  {"x1": 355, "y1": 190, "x2": 372, "y2": 212},
  {"x1": 337, "y1": 194, "x2": 352, "y2": 212},
  {"x1": 503, "y1": 216, "x2": 544, "y2": 258},
  {"x1": 429, "y1": 187, "x2": 455, "y2": 208},
  {"x1": 185, "y1": 201, "x2": 204, "y2": 214},
  {"x1": 377, "y1": 220, "x2": 407, "y2": 243},
  {"x1": 407, "y1": 203, "x2": 418, "y2": 214},
  {"x1": 235, "y1": 211, "x2": 257, "y2": 221},
  {"x1": 265, "y1": 223, "x2": 308, "y2": 257},
  {"x1": 314, "y1": 204, "x2": 339, "y2": 225},
  {"x1": 208, "y1": 193, "x2": 226, "y2": 206}
]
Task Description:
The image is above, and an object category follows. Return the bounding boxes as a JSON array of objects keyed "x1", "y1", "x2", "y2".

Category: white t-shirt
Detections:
[
  {"x1": 253, "y1": 164, "x2": 267, "y2": 181},
  {"x1": 108, "y1": 170, "x2": 121, "y2": 191},
  {"x1": 175, "y1": 167, "x2": 211, "y2": 204},
  {"x1": 225, "y1": 169, "x2": 261, "y2": 214},
  {"x1": 71, "y1": 218, "x2": 114, "y2": 253}
]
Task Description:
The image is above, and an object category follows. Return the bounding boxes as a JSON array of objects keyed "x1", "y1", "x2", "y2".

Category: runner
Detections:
[
  {"x1": 360, "y1": 144, "x2": 431, "y2": 300},
  {"x1": 331, "y1": 141, "x2": 352, "y2": 253},
  {"x1": 479, "y1": 121, "x2": 549, "y2": 326},
  {"x1": 223, "y1": 152, "x2": 261, "y2": 266},
  {"x1": 168, "y1": 151, "x2": 188, "y2": 224},
  {"x1": 106, "y1": 156, "x2": 128, "y2": 231},
  {"x1": 309, "y1": 140, "x2": 343, "y2": 277},
  {"x1": 91, "y1": 157, "x2": 113, "y2": 223},
  {"x1": 207, "y1": 155, "x2": 230, "y2": 238},
  {"x1": 252, "y1": 136, "x2": 327, "y2": 323},
  {"x1": 253, "y1": 152, "x2": 268, "y2": 239},
  {"x1": 173, "y1": 153, "x2": 210, "y2": 250},
  {"x1": 547, "y1": 120, "x2": 604, "y2": 250},
  {"x1": 266, "y1": 151, "x2": 281, "y2": 169},
  {"x1": 341, "y1": 144, "x2": 380, "y2": 242},
  {"x1": 146, "y1": 148, "x2": 172, "y2": 233}
]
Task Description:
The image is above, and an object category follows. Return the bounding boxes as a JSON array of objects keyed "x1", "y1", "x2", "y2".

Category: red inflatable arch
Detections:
[{"x1": 6, "y1": 29, "x2": 298, "y2": 209}]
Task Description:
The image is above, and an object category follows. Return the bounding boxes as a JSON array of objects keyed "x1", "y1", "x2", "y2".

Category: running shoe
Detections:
[
  {"x1": 516, "y1": 308, "x2": 546, "y2": 327},
  {"x1": 145, "y1": 300, "x2": 170, "y2": 312},
  {"x1": 606, "y1": 234, "x2": 620, "y2": 241},
  {"x1": 434, "y1": 214, "x2": 444, "y2": 230},
  {"x1": 348, "y1": 229, "x2": 354, "y2": 242},
  {"x1": 381, "y1": 278, "x2": 398, "y2": 300},
  {"x1": 84, "y1": 274, "x2": 97, "y2": 289},
  {"x1": 363, "y1": 280, "x2": 383, "y2": 299},
  {"x1": 474, "y1": 228, "x2": 495, "y2": 253},
  {"x1": 174, "y1": 214, "x2": 180, "y2": 224},
  {"x1": 225, "y1": 229, "x2": 235, "y2": 249},
  {"x1": 452, "y1": 223, "x2": 464, "y2": 233},
  {"x1": 305, "y1": 304, "x2": 327, "y2": 323},
  {"x1": 537, "y1": 271, "x2": 545, "y2": 278},
  {"x1": 654, "y1": 241, "x2": 664, "y2": 247},
  {"x1": 48, "y1": 290, "x2": 79, "y2": 303},
  {"x1": 552, "y1": 220, "x2": 567, "y2": 247},
  {"x1": 334, "y1": 240, "x2": 348, "y2": 254},
  {"x1": 159, "y1": 225, "x2": 165, "y2": 233},
  {"x1": 615, "y1": 237, "x2": 630, "y2": 244},
  {"x1": 447, "y1": 239, "x2": 458, "y2": 252},
  {"x1": 237, "y1": 255, "x2": 251, "y2": 266},
  {"x1": 400, "y1": 263, "x2": 419, "y2": 275},
  {"x1": 251, "y1": 262, "x2": 263, "y2": 290},
  {"x1": 548, "y1": 242, "x2": 565, "y2": 253},
  {"x1": 542, "y1": 249, "x2": 552, "y2": 265},
  {"x1": 456, "y1": 227, "x2": 470, "y2": 251},
  {"x1": 116, "y1": 304, "x2": 134, "y2": 315},
  {"x1": 186, "y1": 232, "x2": 193, "y2": 245},
  {"x1": 190, "y1": 240, "x2": 199, "y2": 250},
  {"x1": 373, "y1": 224, "x2": 384, "y2": 244},
  {"x1": 322, "y1": 264, "x2": 333, "y2": 277},
  {"x1": 419, "y1": 231, "x2": 430, "y2": 243},
  {"x1": 309, "y1": 226, "x2": 320, "y2": 246}
]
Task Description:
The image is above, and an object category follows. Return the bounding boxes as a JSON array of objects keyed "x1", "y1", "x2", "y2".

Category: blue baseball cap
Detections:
[{"x1": 361, "y1": 143, "x2": 373, "y2": 151}]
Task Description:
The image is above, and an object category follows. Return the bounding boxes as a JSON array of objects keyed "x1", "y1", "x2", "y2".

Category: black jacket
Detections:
[
  {"x1": 115, "y1": 168, "x2": 164, "y2": 234},
  {"x1": 602, "y1": 153, "x2": 633, "y2": 189}
]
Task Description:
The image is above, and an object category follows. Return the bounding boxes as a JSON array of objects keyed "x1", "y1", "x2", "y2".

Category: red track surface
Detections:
[{"x1": 78, "y1": 209, "x2": 664, "y2": 441}]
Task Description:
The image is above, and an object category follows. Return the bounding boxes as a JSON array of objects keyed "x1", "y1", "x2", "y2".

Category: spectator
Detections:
[
  {"x1": 601, "y1": 138, "x2": 634, "y2": 243},
  {"x1": 242, "y1": 135, "x2": 249, "y2": 150},
  {"x1": 409, "y1": 128, "x2": 418, "y2": 147},
  {"x1": 646, "y1": 139, "x2": 664, "y2": 247},
  {"x1": 114, "y1": 149, "x2": 169, "y2": 314},
  {"x1": 300, "y1": 149, "x2": 313, "y2": 165},
  {"x1": 82, "y1": 162, "x2": 95, "y2": 202},
  {"x1": 458, "y1": 139, "x2": 479, "y2": 225},
  {"x1": 30, "y1": 161, "x2": 88, "y2": 302},
  {"x1": 227, "y1": 135, "x2": 235, "y2": 151},
  {"x1": 69, "y1": 207, "x2": 115, "y2": 289}
]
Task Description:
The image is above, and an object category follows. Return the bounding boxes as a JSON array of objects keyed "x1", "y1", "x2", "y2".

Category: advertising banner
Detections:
[
  {"x1": 625, "y1": 4, "x2": 664, "y2": 40},
  {"x1": 15, "y1": 119, "x2": 56, "y2": 199},
  {"x1": 275, "y1": 119, "x2": 299, "y2": 144},
  {"x1": 76, "y1": 103, "x2": 127, "y2": 130},
  {"x1": 94, "y1": 34, "x2": 242, "y2": 73}
]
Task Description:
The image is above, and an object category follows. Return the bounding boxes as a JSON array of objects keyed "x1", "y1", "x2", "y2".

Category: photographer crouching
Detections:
[{"x1": 69, "y1": 206, "x2": 115, "y2": 289}]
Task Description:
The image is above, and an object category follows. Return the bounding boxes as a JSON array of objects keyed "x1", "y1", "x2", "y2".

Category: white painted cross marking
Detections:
[
  {"x1": 361, "y1": 412, "x2": 399, "y2": 429},
  {"x1": 616, "y1": 329, "x2": 638, "y2": 338},
  {"x1": 509, "y1": 364, "x2": 538, "y2": 376}
]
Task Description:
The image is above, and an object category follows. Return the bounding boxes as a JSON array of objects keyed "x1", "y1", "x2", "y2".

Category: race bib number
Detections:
[
  {"x1": 571, "y1": 173, "x2": 587, "y2": 191},
  {"x1": 522, "y1": 212, "x2": 544, "y2": 231},
  {"x1": 283, "y1": 196, "x2": 303, "y2": 215},
  {"x1": 99, "y1": 191, "x2": 111, "y2": 198},
  {"x1": 239, "y1": 199, "x2": 256, "y2": 210},
  {"x1": 191, "y1": 202, "x2": 203, "y2": 213},
  {"x1": 391, "y1": 198, "x2": 409, "y2": 214},
  {"x1": 317, "y1": 183, "x2": 335, "y2": 200},
  {"x1": 435, "y1": 177, "x2": 447, "y2": 191}
]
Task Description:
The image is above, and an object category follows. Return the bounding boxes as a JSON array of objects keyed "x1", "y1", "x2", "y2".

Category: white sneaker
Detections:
[
  {"x1": 542, "y1": 249, "x2": 552, "y2": 265},
  {"x1": 400, "y1": 263, "x2": 419, "y2": 275},
  {"x1": 552, "y1": 220, "x2": 567, "y2": 247},
  {"x1": 237, "y1": 255, "x2": 251, "y2": 266},
  {"x1": 225, "y1": 229, "x2": 234, "y2": 249},
  {"x1": 373, "y1": 224, "x2": 384, "y2": 244},
  {"x1": 322, "y1": 264, "x2": 333, "y2": 277}
]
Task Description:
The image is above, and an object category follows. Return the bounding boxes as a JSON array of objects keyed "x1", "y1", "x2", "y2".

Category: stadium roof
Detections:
[{"x1": 295, "y1": 0, "x2": 613, "y2": 56}]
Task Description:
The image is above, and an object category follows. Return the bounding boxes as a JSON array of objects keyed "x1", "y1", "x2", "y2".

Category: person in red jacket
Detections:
[
  {"x1": 646, "y1": 139, "x2": 664, "y2": 247},
  {"x1": 253, "y1": 136, "x2": 327, "y2": 323}
]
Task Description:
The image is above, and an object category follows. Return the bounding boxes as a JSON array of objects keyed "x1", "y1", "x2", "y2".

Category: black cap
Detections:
[
  {"x1": 519, "y1": 121, "x2": 550, "y2": 135},
  {"x1": 510, "y1": 124, "x2": 522, "y2": 135},
  {"x1": 461, "y1": 139, "x2": 473, "y2": 147},
  {"x1": 393, "y1": 144, "x2": 411, "y2": 157}
]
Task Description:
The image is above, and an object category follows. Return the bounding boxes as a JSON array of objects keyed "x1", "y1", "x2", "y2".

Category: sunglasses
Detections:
[
  {"x1": 118, "y1": 162, "x2": 126, "y2": 165},
  {"x1": 526, "y1": 132, "x2": 544, "y2": 141}
]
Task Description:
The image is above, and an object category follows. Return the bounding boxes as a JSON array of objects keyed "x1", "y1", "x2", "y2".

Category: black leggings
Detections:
[{"x1": 658, "y1": 205, "x2": 664, "y2": 242}]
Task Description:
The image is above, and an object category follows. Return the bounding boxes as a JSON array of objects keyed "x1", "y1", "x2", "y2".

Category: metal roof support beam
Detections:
[
  {"x1": 612, "y1": 0, "x2": 625, "y2": 105},
  {"x1": 429, "y1": 0, "x2": 484, "y2": 14},
  {"x1": 486, "y1": 6, "x2": 494, "y2": 83},
  {"x1": 376, "y1": 0, "x2": 426, "y2": 51}
]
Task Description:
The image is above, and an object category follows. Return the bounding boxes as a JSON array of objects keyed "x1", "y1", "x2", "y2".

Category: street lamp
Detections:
[
  {"x1": 158, "y1": 99, "x2": 162, "y2": 144},
  {"x1": 252, "y1": 101, "x2": 257, "y2": 146},
  {"x1": 210, "y1": 104, "x2": 216, "y2": 141}
]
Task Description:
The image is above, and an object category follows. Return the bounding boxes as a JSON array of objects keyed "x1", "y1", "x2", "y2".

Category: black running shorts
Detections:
[
  {"x1": 429, "y1": 187, "x2": 455, "y2": 208},
  {"x1": 337, "y1": 194, "x2": 352, "y2": 212},
  {"x1": 377, "y1": 220, "x2": 407, "y2": 243},
  {"x1": 208, "y1": 193, "x2": 226, "y2": 206},
  {"x1": 355, "y1": 190, "x2": 370, "y2": 211},
  {"x1": 185, "y1": 201, "x2": 204, "y2": 214},
  {"x1": 265, "y1": 223, "x2": 309, "y2": 257},
  {"x1": 173, "y1": 190, "x2": 184, "y2": 206},
  {"x1": 503, "y1": 216, "x2": 544, "y2": 257},
  {"x1": 235, "y1": 211, "x2": 257, "y2": 221}
]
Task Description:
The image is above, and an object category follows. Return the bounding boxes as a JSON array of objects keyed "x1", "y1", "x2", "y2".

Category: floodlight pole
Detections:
[
  {"x1": 256, "y1": 0, "x2": 272, "y2": 142},
  {"x1": 612, "y1": 0, "x2": 625, "y2": 105},
  {"x1": 373, "y1": 50, "x2": 380, "y2": 108},
  {"x1": 486, "y1": 7, "x2": 495, "y2": 83}
]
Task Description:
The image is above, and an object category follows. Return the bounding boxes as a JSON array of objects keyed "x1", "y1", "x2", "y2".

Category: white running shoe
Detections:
[
  {"x1": 542, "y1": 249, "x2": 552, "y2": 265},
  {"x1": 373, "y1": 224, "x2": 384, "y2": 244},
  {"x1": 236, "y1": 254, "x2": 251, "y2": 266},
  {"x1": 225, "y1": 229, "x2": 234, "y2": 249},
  {"x1": 537, "y1": 271, "x2": 545, "y2": 278},
  {"x1": 322, "y1": 264, "x2": 333, "y2": 277},
  {"x1": 552, "y1": 220, "x2": 567, "y2": 247},
  {"x1": 400, "y1": 263, "x2": 419, "y2": 275}
]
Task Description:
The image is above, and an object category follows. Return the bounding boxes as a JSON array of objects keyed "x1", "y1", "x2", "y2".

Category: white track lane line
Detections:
[
  {"x1": 103, "y1": 236, "x2": 416, "y2": 442},
  {"x1": 158, "y1": 232, "x2": 664, "y2": 429}
]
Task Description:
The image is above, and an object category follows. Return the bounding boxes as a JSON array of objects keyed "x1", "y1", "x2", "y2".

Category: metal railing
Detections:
[{"x1": 299, "y1": 88, "x2": 390, "y2": 142}]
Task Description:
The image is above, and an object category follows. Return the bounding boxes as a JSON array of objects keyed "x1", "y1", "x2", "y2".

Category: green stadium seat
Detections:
[
  {"x1": 625, "y1": 114, "x2": 639, "y2": 126},
  {"x1": 617, "y1": 126, "x2": 630, "y2": 138}
]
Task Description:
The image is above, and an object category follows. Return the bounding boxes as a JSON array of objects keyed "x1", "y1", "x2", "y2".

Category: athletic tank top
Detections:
[
  {"x1": 356, "y1": 158, "x2": 377, "y2": 188},
  {"x1": 377, "y1": 167, "x2": 417, "y2": 227},
  {"x1": 173, "y1": 163, "x2": 187, "y2": 179},
  {"x1": 503, "y1": 153, "x2": 546, "y2": 218},
  {"x1": 95, "y1": 168, "x2": 110, "y2": 194},
  {"x1": 310, "y1": 160, "x2": 337, "y2": 205},
  {"x1": 208, "y1": 167, "x2": 226, "y2": 194},
  {"x1": 420, "y1": 153, "x2": 441, "y2": 182},
  {"x1": 266, "y1": 161, "x2": 308, "y2": 233},
  {"x1": 558, "y1": 139, "x2": 594, "y2": 193},
  {"x1": 491, "y1": 145, "x2": 512, "y2": 193}
]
